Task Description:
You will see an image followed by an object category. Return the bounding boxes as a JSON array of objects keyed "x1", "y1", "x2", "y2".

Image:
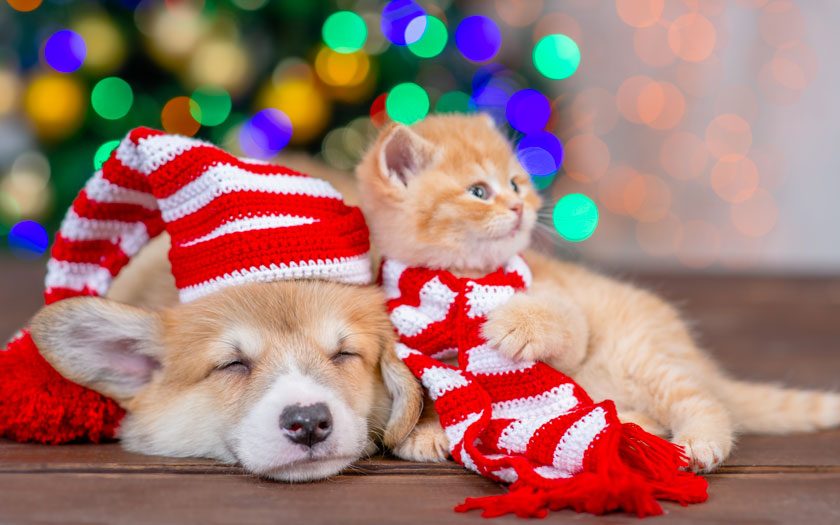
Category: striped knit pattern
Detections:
[
  {"x1": 0, "y1": 127, "x2": 371, "y2": 444},
  {"x1": 383, "y1": 256, "x2": 708, "y2": 518},
  {"x1": 47, "y1": 127, "x2": 371, "y2": 304}
]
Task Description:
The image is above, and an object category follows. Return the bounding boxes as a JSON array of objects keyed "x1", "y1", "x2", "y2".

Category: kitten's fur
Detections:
[{"x1": 356, "y1": 114, "x2": 840, "y2": 473}]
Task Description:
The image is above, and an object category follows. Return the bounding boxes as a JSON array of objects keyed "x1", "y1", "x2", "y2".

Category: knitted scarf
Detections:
[{"x1": 382, "y1": 255, "x2": 708, "y2": 518}]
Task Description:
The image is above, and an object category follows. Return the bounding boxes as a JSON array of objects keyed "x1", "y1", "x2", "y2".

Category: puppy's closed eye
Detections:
[
  {"x1": 216, "y1": 360, "x2": 251, "y2": 374},
  {"x1": 330, "y1": 350, "x2": 359, "y2": 365}
]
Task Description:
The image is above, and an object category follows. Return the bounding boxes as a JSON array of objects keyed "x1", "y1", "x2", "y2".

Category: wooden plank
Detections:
[{"x1": 0, "y1": 472, "x2": 838, "y2": 525}]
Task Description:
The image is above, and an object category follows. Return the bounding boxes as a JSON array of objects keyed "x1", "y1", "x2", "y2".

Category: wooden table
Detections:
[{"x1": 2, "y1": 257, "x2": 839, "y2": 524}]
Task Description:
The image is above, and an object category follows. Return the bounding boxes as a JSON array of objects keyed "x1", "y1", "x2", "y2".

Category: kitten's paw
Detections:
[
  {"x1": 481, "y1": 294, "x2": 583, "y2": 368},
  {"x1": 391, "y1": 421, "x2": 450, "y2": 463},
  {"x1": 674, "y1": 437, "x2": 727, "y2": 473}
]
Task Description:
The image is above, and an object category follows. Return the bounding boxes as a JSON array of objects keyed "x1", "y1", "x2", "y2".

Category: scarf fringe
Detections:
[{"x1": 456, "y1": 423, "x2": 708, "y2": 518}]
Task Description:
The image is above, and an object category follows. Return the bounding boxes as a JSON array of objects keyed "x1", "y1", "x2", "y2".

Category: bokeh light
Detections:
[
  {"x1": 370, "y1": 93, "x2": 388, "y2": 126},
  {"x1": 570, "y1": 87, "x2": 618, "y2": 135},
  {"x1": 711, "y1": 156, "x2": 759, "y2": 204},
  {"x1": 436, "y1": 91, "x2": 472, "y2": 114},
  {"x1": 407, "y1": 15, "x2": 448, "y2": 58},
  {"x1": 563, "y1": 134, "x2": 610, "y2": 184},
  {"x1": 239, "y1": 108, "x2": 293, "y2": 159},
  {"x1": 91, "y1": 77, "x2": 134, "y2": 120},
  {"x1": 73, "y1": 14, "x2": 126, "y2": 75},
  {"x1": 322, "y1": 11, "x2": 368, "y2": 53},
  {"x1": 533, "y1": 34, "x2": 580, "y2": 80},
  {"x1": 381, "y1": 0, "x2": 425, "y2": 46},
  {"x1": 731, "y1": 188, "x2": 778, "y2": 237},
  {"x1": 516, "y1": 131, "x2": 564, "y2": 177},
  {"x1": 553, "y1": 193, "x2": 599, "y2": 242},
  {"x1": 23, "y1": 73, "x2": 85, "y2": 140},
  {"x1": 161, "y1": 96, "x2": 201, "y2": 136},
  {"x1": 190, "y1": 87, "x2": 232, "y2": 127},
  {"x1": 759, "y1": 1, "x2": 804, "y2": 49},
  {"x1": 43, "y1": 29, "x2": 86, "y2": 73},
  {"x1": 94, "y1": 140, "x2": 121, "y2": 171},
  {"x1": 314, "y1": 47, "x2": 371, "y2": 88},
  {"x1": 7, "y1": 0, "x2": 43, "y2": 11},
  {"x1": 705, "y1": 114, "x2": 752, "y2": 159},
  {"x1": 615, "y1": 0, "x2": 663, "y2": 28},
  {"x1": 455, "y1": 16, "x2": 502, "y2": 63},
  {"x1": 667, "y1": 13, "x2": 716, "y2": 63},
  {"x1": 385, "y1": 82, "x2": 429, "y2": 124},
  {"x1": 258, "y1": 75, "x2": 330, "y2": 143},
  {"x1": 8, "y1": 220, "x2": 49, "y2": 258},
  {"x1": 634, "y1": 25, "x2": 675, "y2": 68},
  {"x1": 0, "y1": 69, "x2": 21, "y2": 117},
  {"x1": 506, "y1": 89, "x2": 550, "y2": 134}
]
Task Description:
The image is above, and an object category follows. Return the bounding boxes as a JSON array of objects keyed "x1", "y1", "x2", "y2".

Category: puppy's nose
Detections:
[{"x1": 280, "y1": 403, "x2": 333, "y2": 447}]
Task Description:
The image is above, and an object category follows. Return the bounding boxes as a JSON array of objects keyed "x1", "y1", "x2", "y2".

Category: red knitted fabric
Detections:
[
  {"x1": 382, "y1": 256, "x2": 708, "y2": 518},
  {"x1": 0, "y1": 127, "x2": 371, "y2": 444}
]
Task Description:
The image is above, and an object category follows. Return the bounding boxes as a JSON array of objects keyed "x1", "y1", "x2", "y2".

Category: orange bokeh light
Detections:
[
  {"x1": 617, "y1": 75, "x2": 654, "y2": 124},
  {"x1": 730, "y1": 188, "x2": 778, "y2": 237},
  {"x1": 705, "y1": 114, "x2": 752, "y2": 159},
  {"x1": 638, "y1": 81, "x2": 685, "y2": 130},
  {"x1": 759, "y1": 1, "x2": 804, "y2": 49},
  {"x1": 668, "y1": 13, "x2": 717, "y2": 62},
  {"x1": 683, "y1": 0, "x2": 725, "y2": 17},
  {"x1": 563, "y1": 134, "x2": 611, "y2": 184},
  {"x1": 570, "y1": 87, "x2": 618, "y2": 135},
  {"x1": 161, "y1": 96, "x2": 200, "y2": 137},
  {"x1": 626, "y1": 174, "x2": 672, "y2": 223},
  {"x1": 711, "y1": 156, "x2": 760, "y2": 204},
  {"x1": 634, "y1": 25, "x2": 676, "y2": 68},
  {"x1": 660, "y1": 131, "x2": 709, "y2": 180},
  {"x1": 615, "y1": 0, "x2": 664, "y2": 28},
  {"x1": 495, "y1": 0, "x2": 544, "y2": 27},
  {"x1": 675, "y1": 55, "x2": 723, "y2": 98},
  {"x1": 7, "y1": 0, "x2": 42, "y2": 11},
  {"x1": 598, "y1": 165, "x2": 640, "y2": 215}
]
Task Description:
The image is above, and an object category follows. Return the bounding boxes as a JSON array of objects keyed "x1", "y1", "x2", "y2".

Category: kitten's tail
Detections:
[{"x1": 719, "y1": 379, "x2": 840, "y2": 434}]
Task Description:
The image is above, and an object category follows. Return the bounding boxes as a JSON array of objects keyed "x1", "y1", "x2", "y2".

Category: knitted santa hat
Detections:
[{"x1": 0, "y1": 127, "x2": 371, "y2": 444}]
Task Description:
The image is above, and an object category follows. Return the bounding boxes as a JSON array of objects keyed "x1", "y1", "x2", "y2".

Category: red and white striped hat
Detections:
[{"x1": 46, "y1": 127, "x2": 372, "y2": 304}]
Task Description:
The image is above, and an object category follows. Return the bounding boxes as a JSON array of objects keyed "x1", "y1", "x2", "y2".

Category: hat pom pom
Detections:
[{"x1": 0, "y1": 331, "x2": 124, "y2": 444}]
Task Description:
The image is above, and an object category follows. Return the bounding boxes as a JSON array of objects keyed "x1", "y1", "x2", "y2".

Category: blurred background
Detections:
[{"x1": 0, "y1": 0, "x2": 836, "y2": 275}]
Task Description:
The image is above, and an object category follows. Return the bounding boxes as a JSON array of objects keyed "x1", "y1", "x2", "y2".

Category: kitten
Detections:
[{"x1": 355, "y1": 113, "x2": 840, "y2": 472}]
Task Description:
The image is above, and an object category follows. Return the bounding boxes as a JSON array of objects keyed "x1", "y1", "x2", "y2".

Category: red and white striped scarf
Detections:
[{"x1": 382, "y1": 256, "x2": 708, "y2": 518}]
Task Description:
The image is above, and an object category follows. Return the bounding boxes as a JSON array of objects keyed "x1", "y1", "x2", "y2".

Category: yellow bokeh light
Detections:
[
  {"x1": 0, "y1": 69, "x2": 21, "y2": 117},
  {"x1": 73, "y1": 13, "x2": 126, "y2": 74},
  {"x1": 23, "y1": 73, "x2": 86, "y2": 140},
  {"x1": 314, "y1": 47, "x2": 370, "y2": 87},
  {"x1": 188, "y1": 39, "x2": 251, "y2": 95},
  {"x1": 257, "y1": 76, "x2": 330, "y2": 144}
]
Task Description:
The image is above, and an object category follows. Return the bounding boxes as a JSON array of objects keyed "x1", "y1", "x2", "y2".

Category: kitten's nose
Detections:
[
  {"x1": 510, "y1": 203, "x2": 523, "y2": 216},
  {"x1": 280, "y1": 403, "x2": 333, "y2": 447}
]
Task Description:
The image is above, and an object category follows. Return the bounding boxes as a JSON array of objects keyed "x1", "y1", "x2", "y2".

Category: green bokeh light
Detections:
[
  {"x1": 190, "y1": 87, "x2": 232, "y2": 126},
  {"x1": 531, "y1": 173, "x2": 556, "y2": 191},
  {"x1": 533, "y1": 34, "x2": 581, "y2": 80},
  {"x1": 435, "y1": 91, "x2": 472, "y2": 113},
  {"x1": 552, "y1": 193, "x2": 599, "y2": 242},
  {"x1": 386, "y1": 83, "x2": 429, "y2": 125},
  {"x1": 407, "y1": 16, "x2": 448, "y2": 58},
  {"x1": 322, "y1": 11, "x2": 367, "y2": 53},
  {"x1": 91, "y1": 77, "x2": 134, "y2": 120},
  {"x1": 93, "y1": 139, "x2": 121, "y2": 170}
]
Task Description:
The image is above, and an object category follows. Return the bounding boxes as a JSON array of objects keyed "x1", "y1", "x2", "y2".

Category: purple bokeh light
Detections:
[
  {"x1": 8, "y1": 220, "x2": 49, "y2": 259},
  {"x1": 455, "y1": 16, "x2": 502, "y2": 62},
  {"x1": 381, "y1": 0, "x2": 426, "y2": 46},
  {"x1": 516, "y1": 131, "x2": 564, "y2": 177},
  {"x1": 506, "y1": 89, "x2": 551, "y2": 134},
  {"x1": 239, "y1": 109, "x2": 293, "y2": 159},
  {"x1": 43, "y1": 29, "x2": 86, "y2": 73}
]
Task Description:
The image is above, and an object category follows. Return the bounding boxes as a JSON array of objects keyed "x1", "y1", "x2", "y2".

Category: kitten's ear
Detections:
[{"x1": 378, "y1": 125, "x2": 437, "y2": 187}]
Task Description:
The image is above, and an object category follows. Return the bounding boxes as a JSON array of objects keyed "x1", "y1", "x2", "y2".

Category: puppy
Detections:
[{"x1": 28, "y1": 279, "x2": 422, "y2": 482}]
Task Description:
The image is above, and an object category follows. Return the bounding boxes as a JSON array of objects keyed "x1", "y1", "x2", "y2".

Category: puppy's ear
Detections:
[
  {"x1": 379, "y1": 337, "x2": 423, "y2": 449},
  {"x1": 377, "y1": 124, "x2": 437, "y2": 187},
  {"x1": 29, "y1": 297, "x2": 163, "y2": 406}
]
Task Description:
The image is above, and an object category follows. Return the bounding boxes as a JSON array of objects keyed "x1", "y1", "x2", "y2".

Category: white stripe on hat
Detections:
[
  {"x1": 59, "y1": 210, "x2": 151, "y2": 255},
  {"x1": 552, "y1": 406, "x2": 608, "y2": 474},
  {"x1": 134, "y1": 134, "x2": 209, "y2": 174},
  {"x1": 178, "y1": 253, "x2": 372, "y2": 303},
  {"x1": 179, "y1": 214, "x2": 319, "y2": 248},
  {"x1": 85, "y1": 171, "x2": 158, "y2": 210},
  {"x1": 390, "y1": 276, "x2": 457, "y2": 337},
  {"x1": 158, "y1": 164, "x2": 344, "y2": 222},
  {"x1": 45, "y1": 260, "x2": 113, "y2": 296}
]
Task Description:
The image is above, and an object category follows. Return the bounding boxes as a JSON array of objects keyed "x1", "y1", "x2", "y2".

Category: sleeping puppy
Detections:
[{"x1": 28, "y1": 279, "x2": 422, "y2": 482}]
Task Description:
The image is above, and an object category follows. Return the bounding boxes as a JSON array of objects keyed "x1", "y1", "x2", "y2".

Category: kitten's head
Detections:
[{"x1": 356, "y1": 114, "x2": 542, "y2": 273}]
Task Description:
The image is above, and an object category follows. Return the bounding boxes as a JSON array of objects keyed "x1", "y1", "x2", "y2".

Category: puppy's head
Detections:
[{"x1": 29, "y1": 281, "x2": 421, "y2": 482}]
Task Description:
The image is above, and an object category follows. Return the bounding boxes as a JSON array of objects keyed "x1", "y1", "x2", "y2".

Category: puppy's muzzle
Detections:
[{"x1": 280, "y1": 402, "x2": 333, "y2": 447}]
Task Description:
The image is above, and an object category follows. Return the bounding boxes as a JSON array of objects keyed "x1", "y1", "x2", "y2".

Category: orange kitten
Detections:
[{"x1": 356, "y1": 113, "x2": 840, "y2": 473}]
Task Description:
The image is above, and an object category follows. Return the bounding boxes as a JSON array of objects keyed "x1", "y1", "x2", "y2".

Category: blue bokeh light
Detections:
[
  {"x1": 8, "y1": 220, "x2": 49, "y2": 259},
  {"x1": 239, "y1": 109, "x2": 293, "y2": 159},
  {"x1": 470, "y1": 66, "x2": 519, "y2": 125},
  {"x1": 381, "y1": 0, "x2": 426, "y2": 46},
  {"x1": 516, "y1": 131, "x2": 564, "y2": 177},
  {"x1": 43, "y1": 29, "x2": 86, "y2": 73},
  {"x1": 506, "y1": 89, "x2": 551, "y2": 134},
  {"x1": 455, "y1": 16, "x2": 502, "y2": 62}
]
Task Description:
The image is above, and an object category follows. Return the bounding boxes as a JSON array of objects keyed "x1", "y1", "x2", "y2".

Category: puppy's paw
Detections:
[
  {"x1": 481, "y1": 294, "x2": 583, "y2": 368},
  {"x1": 674, "y1": 437, "x2": 728, "y2": 473},
  {"x1": 392, "y1": 421, "x2": 450, "y2": 463}
]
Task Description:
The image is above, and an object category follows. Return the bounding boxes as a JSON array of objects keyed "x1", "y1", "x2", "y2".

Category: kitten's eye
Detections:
[
  {"x1": 510, "y1": 179, "x2": 520, "y2": 193},
  {"x1": 468, "y1": 183, "x2": 490, "y2": 200},
  {"x1": 216, "y1": 360, "x2": 250, "y2": 374},
  {"x1": 330, "y1": 351, "x2": 359, "y2": 365}
]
